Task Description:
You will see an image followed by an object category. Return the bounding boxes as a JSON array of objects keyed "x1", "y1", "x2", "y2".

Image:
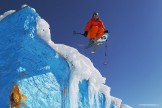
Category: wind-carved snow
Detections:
[
  {"x1": 100, "y1": 85, "x2": 111, "y2": 107},
  {"x1": 21, "y1": 4, "x2": 28, "y2": 8},
  {"x1": 111, "y1": 96, "x2": 122, "y2": 108},
  {"x1": 21, "y1": 4, "x2": 36, "y2": 12},
  {"x1": 36, "y1": 15, "x2": 131, "y2": 108},
  {"x1": 36, "y1": 17, "x2": 51, "y2": 42},
  {"x1": 0, "y1": 10, "x2": 16, "y2": 21}
]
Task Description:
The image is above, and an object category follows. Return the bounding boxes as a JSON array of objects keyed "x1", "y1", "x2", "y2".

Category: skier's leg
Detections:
[
  {"x1": 85, "y1": 26, "x2": 98, "y2": 49},
  {"x1": 88, "y1": 26, "x2": 98, "y2": 39},
  {"x1": 84, "y1": 38, "x2": 95, "y2": 49},
  {"x1": 91, "y1": 43, "x2": 100, "y2": 53}
]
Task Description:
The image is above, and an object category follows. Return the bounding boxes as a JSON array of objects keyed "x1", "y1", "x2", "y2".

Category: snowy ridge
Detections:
[
  {"x1": 21, "y1": 4, "x2": 28, "y2": 8},
  {"x1": 0, "y1": 10, "x2": 16, "y2": 21},
  {"x1": 36, "y1": 17, "x2": 51, "y2": 42},
  {"x1": 36, "y1": 13, "x2": 131, "y2": 108},
  {"x1": 21, "y1": 4, "x2": 36, "y2": 12},
  {"x1": 111, "y1": 96, "x2": 122, "y2": 108}
]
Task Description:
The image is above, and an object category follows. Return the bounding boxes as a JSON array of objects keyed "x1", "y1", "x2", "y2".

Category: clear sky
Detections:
[{"x1": 1, "y1": 0, "x2": 162, "y2": 107}]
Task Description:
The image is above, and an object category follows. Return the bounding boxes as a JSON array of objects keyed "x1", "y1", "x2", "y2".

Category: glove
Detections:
[
  {"x1": 104, "y1": 30, "x2": 109, "y2": 33},
  {"x1": 83, "y1": 31, "x2": 88, "y2": 37}
]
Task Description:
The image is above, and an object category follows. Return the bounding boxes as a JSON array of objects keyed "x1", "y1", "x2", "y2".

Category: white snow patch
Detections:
[
  {"x1": 0, "y1": 10, "x2": 16, "y2": 21},
  {"x1": 21, "y1": 5, "x2": 36, "y2": 12},
  {"x1": 100, "y1": 85, "x2": 111, "y2": 108},
  {"x1": 21, "y1": 4, "x2": 28, "y2": 8},
  {"x1": 31, "y1": 8, "x2": 36, "y2": 12},
  {"x1": 36, "y1": 17, "x2": 51, "y2": 42},
  {"x1": 111, "y1": 96, "x2": 122, "y2": 108}
]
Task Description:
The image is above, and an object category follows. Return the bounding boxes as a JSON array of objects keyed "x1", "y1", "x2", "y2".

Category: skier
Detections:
[{"x1": 83, "y1": 12, "x2": 108, "y2": 53}]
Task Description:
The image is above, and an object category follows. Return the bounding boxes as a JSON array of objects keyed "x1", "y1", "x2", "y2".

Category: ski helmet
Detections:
[{"x1": 92, "y1": 12, "x2": 99, "y2": 17}]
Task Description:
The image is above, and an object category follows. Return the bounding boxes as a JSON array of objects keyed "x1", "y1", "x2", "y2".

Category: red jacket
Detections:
[{"x1": 85, "y1": 18, "x2": 105, "y2": 31}]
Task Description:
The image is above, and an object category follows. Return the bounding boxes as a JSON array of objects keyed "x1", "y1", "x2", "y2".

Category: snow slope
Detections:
[{"x1": 0, "y1": 5, "x2": 131, "y2": 108}]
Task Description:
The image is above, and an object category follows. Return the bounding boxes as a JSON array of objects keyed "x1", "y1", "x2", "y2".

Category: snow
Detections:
[
  {"x1": 36, "y1": 17, "x2": 51, "y2": 42},
  {"x1": 21, "y1": 4, "x2": 36, "y2": 12},
  {"x1": 48, "y1": 39, "x2": 108, "y2": 108},
  {"x1": 21, "y1": 4, "x2": 28, "y2": 8},
  {"x1": 111, "y1": 96, "x2": 122, "y2": 108},
  {"x1": 0, "y1": 10, "x2": 16, "y2": 21},
  {"x1": 100, "y1": 85, "x2": 111, "y2": 107},
  {"x1": 34, "y1": 8, "x2": 131, "y2": 108},
  {"x1": 48, "y1": 42, "x2": 107, "y2": 108}
]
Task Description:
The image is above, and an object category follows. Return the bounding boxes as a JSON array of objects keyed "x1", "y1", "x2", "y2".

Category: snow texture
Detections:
[
  {"x1": 0, "y1": 6, "x2": 131, "y2": 108},
  {"x1": 110, "y1": 96, "x2": 122, "y2": 108},
  {"x1": 21, "y1": 4, "x2": 28, "y2": 8},
  {"x1": 0, "y1": 10, "x2": 16, "y2": 21},
  {"x1": 36, "y1": 17, "x2": 51, "y2": 42}
]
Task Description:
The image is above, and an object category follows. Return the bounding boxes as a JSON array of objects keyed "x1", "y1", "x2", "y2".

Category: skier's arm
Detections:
[
  {"x1": 100, "y1": 20, "x2": 106, "y2": 30},
  {"x1": 99, "y1": 20, "x2": 109, "y2": 33},
  {"x1": 85, "y1": 19, "x2": 92, "y2": 32}
]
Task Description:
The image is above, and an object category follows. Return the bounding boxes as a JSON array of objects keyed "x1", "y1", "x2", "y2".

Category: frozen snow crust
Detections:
[
  {"x1": 0, "y1": 6, "x2": 131, "y2": 108},
  {"x1": 0, "y1": 10, "x2": 16, "y2": 21}
]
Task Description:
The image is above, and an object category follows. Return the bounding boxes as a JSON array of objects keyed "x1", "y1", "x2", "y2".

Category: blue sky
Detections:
[{"x1": 1, "y1": 0, "x2": 162, "y2": 107}]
